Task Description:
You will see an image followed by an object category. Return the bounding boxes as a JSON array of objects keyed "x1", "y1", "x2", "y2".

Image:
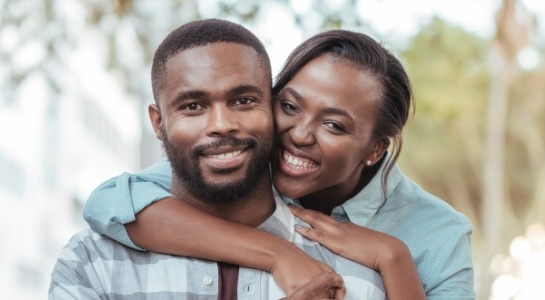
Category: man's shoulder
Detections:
[
  {"x1": 64, "y1": 228, "x2": 121, "y2": 249},
  {"x1": 61, "y1": 228, "x2": 103, "y2": 251},
  {"x1": 59, "y1": 228, "x2": 152, "y2": 263}
]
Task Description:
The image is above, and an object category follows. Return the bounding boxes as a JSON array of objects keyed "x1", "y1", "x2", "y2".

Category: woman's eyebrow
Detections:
[
  {"x1": 281, "y1": 87, "x2": 304, "y2": 101},
  {"x1": 321, "y1": 107, "x2": 351, "y2": 119},
  {"x1": 283, "y1": 87, "x2": 353, "y2": 121}
]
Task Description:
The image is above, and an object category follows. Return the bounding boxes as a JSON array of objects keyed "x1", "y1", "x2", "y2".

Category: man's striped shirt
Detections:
[{"x1": 49, "y1": 195, "x2": 385, "y2": 299}]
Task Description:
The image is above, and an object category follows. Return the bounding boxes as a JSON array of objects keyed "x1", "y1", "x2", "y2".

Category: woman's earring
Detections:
[{"x1": 366, "y1": 160, "x2": 372, "y2": 166}]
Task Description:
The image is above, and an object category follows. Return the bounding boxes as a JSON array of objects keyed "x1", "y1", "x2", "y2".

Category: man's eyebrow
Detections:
[
  {"x1": 170, "y1": 90, "x2": 207, "y2": 107},
  {"x1": 228, "y1": 85, "x2": 265, "y2": 97}
]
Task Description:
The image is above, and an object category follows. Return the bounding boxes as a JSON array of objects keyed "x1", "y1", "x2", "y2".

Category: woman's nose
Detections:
[{"x1": 289, "y1": 123, "x2": 315, "y2": 146}]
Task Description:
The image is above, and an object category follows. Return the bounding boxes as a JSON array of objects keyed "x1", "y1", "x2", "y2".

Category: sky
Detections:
[{"x1": 209, "y1": 0, "x2": 544, "y2": 76}]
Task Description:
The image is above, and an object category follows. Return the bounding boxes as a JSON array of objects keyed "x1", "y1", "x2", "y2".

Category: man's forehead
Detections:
[
  {"x1": 166, "y1": 44, "x2": 267, "y2": 87},
  {"x1": 166, "y1": 42, "x2": 264, "y2": 72},
  {"x1": 159, "y1": 43, "x2": 271, "y2": 105}
]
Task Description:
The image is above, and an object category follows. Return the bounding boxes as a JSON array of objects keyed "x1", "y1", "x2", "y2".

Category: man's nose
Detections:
[{"x1": 206, "y1": 105, "x2": 238, "y2": 136}]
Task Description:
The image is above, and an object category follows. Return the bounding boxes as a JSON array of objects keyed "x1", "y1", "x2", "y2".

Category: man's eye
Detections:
[
  {"x1": 234, "y1": 98, "x2": 254, "y2": 105},
  {"x1": 182, "y1": 103, "x2": 202, "y2": 111}
]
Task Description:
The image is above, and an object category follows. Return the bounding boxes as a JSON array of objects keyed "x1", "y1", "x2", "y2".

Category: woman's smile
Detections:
[
  {"x1": 279, "y1": 147, "x2": 319, "y2": 176},
  {"x1": 271, "y1": 54, "x2": 379, "y2": 201}
]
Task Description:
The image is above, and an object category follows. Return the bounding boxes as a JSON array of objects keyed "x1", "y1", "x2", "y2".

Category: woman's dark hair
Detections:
[{"x1": 272, "y1": 30, "x2": 414, "y2": 198}]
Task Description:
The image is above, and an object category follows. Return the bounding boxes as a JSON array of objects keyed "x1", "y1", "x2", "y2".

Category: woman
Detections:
[{"x1": 84, "y1": 30, "x2": 474, "y2": 299}]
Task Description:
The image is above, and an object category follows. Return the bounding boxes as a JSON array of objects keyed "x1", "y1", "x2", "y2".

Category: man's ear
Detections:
[
  {"x1": 364, "y1": 137, "x2": 390, "y2": 166},
  {"x1": 148, "y1": 103, "x2": 163, "y2": 140}
]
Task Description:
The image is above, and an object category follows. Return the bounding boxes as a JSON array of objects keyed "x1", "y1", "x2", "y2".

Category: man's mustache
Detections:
[{"x1": 192, "y1": 137, "x2": 257, "y2": 156}]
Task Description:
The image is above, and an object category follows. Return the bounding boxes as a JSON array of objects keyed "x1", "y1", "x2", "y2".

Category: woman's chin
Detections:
[
  {"x1": 272, "y1": 174, "x2": 308, "y2": 199},
  {"x1": 271, "y1": 159, "x2": 318, "y2": 199}
]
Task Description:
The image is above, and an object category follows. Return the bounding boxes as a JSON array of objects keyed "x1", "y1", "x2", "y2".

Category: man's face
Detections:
[{"x1": 150, "y1": 42, "x2": 274, "y2": 203}]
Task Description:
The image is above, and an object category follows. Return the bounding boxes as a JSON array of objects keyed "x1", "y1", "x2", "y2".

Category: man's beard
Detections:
[{"x1": 161, "y1": 126, "x2": 273, "y2": 204}]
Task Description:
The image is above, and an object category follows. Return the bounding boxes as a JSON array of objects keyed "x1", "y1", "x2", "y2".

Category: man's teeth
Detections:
[
  {"x1": 209, "y1": 150, "x2": 241, "y2": 159},
  {"x1": 283, "y1": 151, "x2": 316, "y2": 170}
]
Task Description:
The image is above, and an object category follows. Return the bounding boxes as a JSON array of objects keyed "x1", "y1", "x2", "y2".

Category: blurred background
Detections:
[{"x1": 0, "y1": 0, "x2": 544, "y2": 299}]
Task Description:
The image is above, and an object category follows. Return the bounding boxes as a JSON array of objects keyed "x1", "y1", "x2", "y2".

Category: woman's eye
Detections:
[
  {"x1": 281, "y1": 102, "x2": 298, "y2": 112},
  {"x1": 324, "y1": 122, "x2": 345, "y2": 132}
]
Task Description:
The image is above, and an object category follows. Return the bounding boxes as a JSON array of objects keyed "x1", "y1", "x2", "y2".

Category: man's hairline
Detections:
[{"x1": 153, "y1": 41, "x2": 272, "y2": 105}]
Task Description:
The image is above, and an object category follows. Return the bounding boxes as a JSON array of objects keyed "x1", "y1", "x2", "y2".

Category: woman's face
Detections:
[{"x1": 271, "y1": 54, "x2": 385, "y2": 201}]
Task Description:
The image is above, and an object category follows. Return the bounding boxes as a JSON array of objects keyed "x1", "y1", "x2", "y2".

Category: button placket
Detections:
[{"x1": 203, "y1": 275, "x2": 213, "y2": 285}]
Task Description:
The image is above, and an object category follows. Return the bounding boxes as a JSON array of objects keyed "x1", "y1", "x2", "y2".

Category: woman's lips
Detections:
[
  {"x1": 282, "y1": 149, "x2": 317, "y2": 169},
  {"x1": 278, "y1": 148, "x2": 319, "y2": 176}
]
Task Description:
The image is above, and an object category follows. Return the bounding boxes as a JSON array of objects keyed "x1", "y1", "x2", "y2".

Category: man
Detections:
[{"x1": 49, "y1": 19, "x2": 385, "y2": 299}]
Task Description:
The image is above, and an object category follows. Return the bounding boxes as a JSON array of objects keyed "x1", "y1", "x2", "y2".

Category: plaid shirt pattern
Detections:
[{"x1": 50, "y1": 195, "x2": 385, "y2": 299}]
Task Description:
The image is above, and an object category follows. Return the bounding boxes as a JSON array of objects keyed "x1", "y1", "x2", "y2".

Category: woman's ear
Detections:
[
  {"x1": 148, "y1": 103, "x2": 163, "y2": 140},
  {"x1": 364, "y1": 137, "x2": 390, "y2": 166}
]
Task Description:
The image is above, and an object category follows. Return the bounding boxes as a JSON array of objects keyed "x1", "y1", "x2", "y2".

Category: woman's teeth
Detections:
[
  {"x1": 283, "y1": 151, "x2": 317, "y2": 170},
  {"x1": 209, "y1": 150, "x2": 241, "y2": 159}
]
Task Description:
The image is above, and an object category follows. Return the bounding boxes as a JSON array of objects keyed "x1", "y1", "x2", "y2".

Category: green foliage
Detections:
[
  {"x1": 399, "y1": 18, "x2": 489, "y2": 221},
  {"x1": 399, "y1": 19, "x2": 545, "y2": 287}
]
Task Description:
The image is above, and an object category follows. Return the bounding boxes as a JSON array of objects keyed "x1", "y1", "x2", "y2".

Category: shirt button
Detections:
[{"x1": 203, "y1": 276, "x2": 213, "y2": 285}]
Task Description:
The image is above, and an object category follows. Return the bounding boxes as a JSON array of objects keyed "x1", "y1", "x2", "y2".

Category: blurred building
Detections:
[{"x1": 0, "y1": 59, "x2": 142, "y2": 299}]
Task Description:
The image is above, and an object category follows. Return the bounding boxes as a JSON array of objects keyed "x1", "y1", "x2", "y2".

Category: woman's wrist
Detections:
[
  {"x1": 377, "y1": 238, "x2": 426, "y2": 299},
  {"x1": 376, "y1": 237, "x2": 412, "y2": 272}
]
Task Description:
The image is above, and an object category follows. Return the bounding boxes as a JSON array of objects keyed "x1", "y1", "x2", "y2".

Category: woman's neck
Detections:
[{"x1": 299, "y1": 162, "x2": 380, "y2": 215}]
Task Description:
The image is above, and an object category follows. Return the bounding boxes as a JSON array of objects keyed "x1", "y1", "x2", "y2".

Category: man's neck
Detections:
[{"x1": 171, "y1": 173, "x2": 275, "y2": 227}]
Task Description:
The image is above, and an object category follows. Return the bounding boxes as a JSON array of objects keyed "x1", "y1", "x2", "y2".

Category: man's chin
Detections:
[
  {"x1": 202, "y1": 167, "x2": 248, "y2": 182},
  {"x1": 204, "y1": 178, "x2": 247, "y2": 189}
]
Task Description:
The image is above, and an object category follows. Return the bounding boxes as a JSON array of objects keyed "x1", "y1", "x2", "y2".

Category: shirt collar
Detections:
[
  {"x1": 256, "y1": 190, "x2": 295, "y2": 242},
  {"x1": 337, "y1": 152, "x2": 404, "y2": 226},
  {"x1": 275, "y1": 152, "x2": 404, "y2": 227}
]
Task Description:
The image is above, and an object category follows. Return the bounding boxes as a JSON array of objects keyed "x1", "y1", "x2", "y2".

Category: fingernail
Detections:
[
  {"x1": 287, "y1": 202, "x2": 294, "y2": 207},
  {"x1": 294, "y1": 224, "x2": 302, "y2": 229}
]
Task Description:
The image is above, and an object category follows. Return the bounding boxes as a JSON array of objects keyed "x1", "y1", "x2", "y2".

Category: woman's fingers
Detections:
[
  {"x1": 295, "y1": 225, "x2": 329, "y2": 244},
  {"x1": 289, "y1": 205, "x2": 336, "y2": 229},
  {"x1": 280, "y1": 272, "x2": 346, "y2": 300}
]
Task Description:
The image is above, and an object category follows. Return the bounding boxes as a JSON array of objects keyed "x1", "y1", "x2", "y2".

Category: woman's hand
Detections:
[
  {"x1": 289, "y1": 205, "x2": 427, "y2": 300},
  {"x1": 289, "y1": 205, "x2": 396, "y2": 270},
  {"x1": 279, "y1": 272, "x2": 346, "y2": 300},
  {"x1": 271, "y1": 247, "x2": 345, "y2": 299}
]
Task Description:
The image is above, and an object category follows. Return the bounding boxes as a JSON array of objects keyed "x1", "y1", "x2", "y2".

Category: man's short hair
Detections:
[{"x1": 151, "y1": 19, "x2": 272, "y2": 103}]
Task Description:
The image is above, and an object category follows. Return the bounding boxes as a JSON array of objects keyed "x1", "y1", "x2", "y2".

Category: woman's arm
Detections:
[
  {"x1": 82, "y1": 160, "x2": 339, "y2": 296},
  {"x1": 126, "y1": 196, "x2": 338, "y2": 296},
  {"x1": 82, "y1": 159, "x2": 173, "y2": 249},
  {"x1": 289, "y1": 205, "x2": 426, "y2": 300}
]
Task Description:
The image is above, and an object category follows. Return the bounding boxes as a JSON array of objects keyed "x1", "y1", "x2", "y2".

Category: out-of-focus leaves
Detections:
[{"x1": 400, "y1": 18, "x2": 489, "y2": 223}]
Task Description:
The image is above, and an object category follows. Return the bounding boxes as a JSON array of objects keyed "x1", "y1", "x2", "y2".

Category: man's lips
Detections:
[
  {"x1": 204, "y1": 149, "x2": 243, "y2": 159},
  {"x1": 201, "y1": 148, "x2": 248, "y2": 170}
]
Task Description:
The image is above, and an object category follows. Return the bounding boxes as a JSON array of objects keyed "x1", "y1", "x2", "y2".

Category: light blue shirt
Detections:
[
  {"x1": 83, "y1": 155, "x2": 476, "y2": 299},
  {"x1": 54, "y1": 195, "x2": 385, "y2": 300}
]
